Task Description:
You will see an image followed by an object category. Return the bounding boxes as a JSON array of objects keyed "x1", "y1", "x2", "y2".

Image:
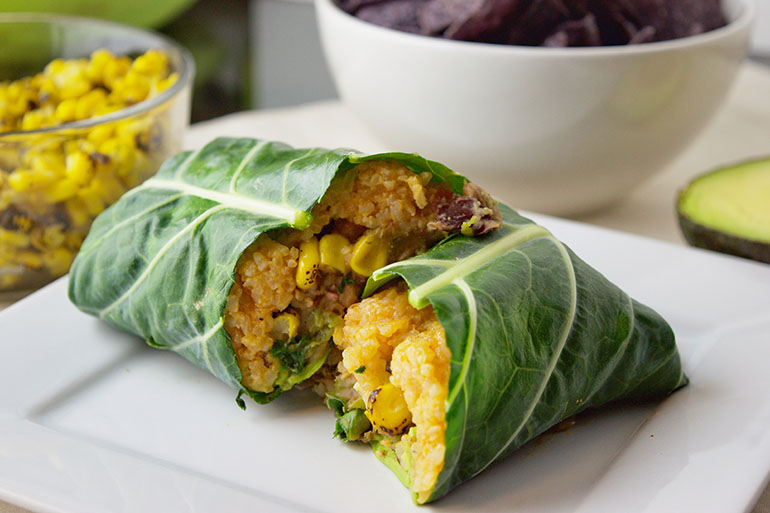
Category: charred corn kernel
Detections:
[
  {"x1": 99, "y1": 138, "x2": 134, "y2": 176},
  {"x1": 0, "y1": 229, "x2": 30, "y2": 247},
  {"x1": 42, "y1": 226, "x2": 66, "y2": 248},
  {"x1": 16, "y1": 250, "x2": 43, "y2": 269},
  {"x1": 319, "y1": 233, "x2": 350, "y2": 273},
  {"x1": 366, "y1": 383, "x2": 412, "y2": 436},
  {"x1": 296, "y1": 237, "x2": 320, "y2": 290},
  {"x1": 350, "y1": 231, "x2": 389, "y2": 277},
  {"x1": 273, "y1": 312, "x2": 300, "y2": 340}
]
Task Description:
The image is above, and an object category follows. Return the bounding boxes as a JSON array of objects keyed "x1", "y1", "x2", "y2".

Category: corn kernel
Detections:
[
  {"x1": 43, "y1": 247, "x2": 74, "y2": 276},
  {"x1": 65, "y1": 150, "x2": 93, "y2": 184},
  {"x1": 273, "y1": 312, "x2": 300, "y2": 340},
  {"x1": 65, "y1": 198, "x2": 91, "y2": 227},
  {"x1": 7, "y1": 169, "x2": 33, "y2": 191},
  {"x1": 86, "y1": 49, "x2": 114, "y2": 84},
  {"x1": 152, "y1": 72, "x2": 178, "y2": 94},
  {"x1": 44, "y1": 178, "x2": 80, "y2": 202},
  {"x1": 74, "y1": 89, "x2": 107, "y2": 120},
  {"x1": 295, "y1": 237, "x2": 320, "y2": 290},
  {"x1": 15, "y1": 250, "x2": 43, "y2": 269},
  {"x1": 92, "y1": 175, "x2": 125, "y2": 204},
  {"x1": 319, "y1": 233, "x2": 350, "y2": 273},
  {"x1": 131, "y1": 50, "x2": 168, "y2": 76},
  {"x1": 87, "y1": 125, "x2": 114, "y2": 146},
  {"x1": 30, "y1": 151, "x2": 66, "y2": 176},
  {"x1": 102, "y1": 137, "x2": 135, "y2": 176},
  {"x1": 350, "y1": 231, "x2": 389, "y2": 277},
  {"x1": 0, "y1": 48, "x2": 175, "y2": 289},
  {"x1": 21, "y1": 111, "x2": 46, "y2": 131},
  {"x1": 0, "y1": 229, "x2": 30, "y2": 247},
  {"x1": 78, "y1": 187, "x2": 105, "y2": 216},
  {"x1": 54, "y1": 98, "x2": 77, "y2": 123},
  {"x1": 366, "y1": 383, "x2": 412, "y2": 436},
  {"x1": 42, "y1": 226, "x2": 66, "y2": 248}
]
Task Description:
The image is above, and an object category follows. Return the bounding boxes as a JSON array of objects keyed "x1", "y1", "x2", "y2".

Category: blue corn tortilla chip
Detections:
[
  {"x1": 354, "y1": 0, "x2": 430, "y2": 34},
  {"x1": 338, "y1": 0, "x2": 727, "y2": 46},
  {"x1": 419, "y1": 0, "x2": 485, "y2": 36}
]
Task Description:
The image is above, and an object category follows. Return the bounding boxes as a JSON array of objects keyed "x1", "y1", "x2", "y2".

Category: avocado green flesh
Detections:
[{"x1": 678, "y1": 158, "x2": 770, "y2": 244}]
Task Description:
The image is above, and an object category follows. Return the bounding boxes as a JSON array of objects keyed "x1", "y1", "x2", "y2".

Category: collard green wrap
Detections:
[
  {"x1": 365, "y1": 205, "x2": 687, "y2": 501},
  {"x1": 68, "y1": 137, "x2": 463, "y2": 403},
  {"x1": 68, "y1": 137, "x2": 687, "y2": 503}
]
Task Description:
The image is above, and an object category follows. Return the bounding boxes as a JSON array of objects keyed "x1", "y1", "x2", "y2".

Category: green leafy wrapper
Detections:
[
  {"x1": 68, "y1": 137, "x2": 687, "y2": 503},
  {"x1": 68, "y1": 137, "x2": 462, "y2": 403},
  {"x1": 366, "y1": 204, "x2": 687, "y2": 501}
]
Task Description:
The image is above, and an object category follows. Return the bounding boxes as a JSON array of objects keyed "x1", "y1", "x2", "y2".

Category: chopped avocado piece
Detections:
[
  {"x1": 334, "y1": 409, "x2": 371, "y2": 441},
  {"x1": 677, "y1": 157, "x2": 770, "y2": 264},
  {"x1": 326, "y1": 393, "x2": 371, "y2": 441}
]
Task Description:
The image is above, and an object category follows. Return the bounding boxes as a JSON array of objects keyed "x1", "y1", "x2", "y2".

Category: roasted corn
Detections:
[{"x1": 0, "y1": 48, "x2": 178, "y2": 290}]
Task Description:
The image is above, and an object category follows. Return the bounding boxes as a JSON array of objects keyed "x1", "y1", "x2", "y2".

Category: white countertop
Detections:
[{"x1": 2, "y1": 60, "x2": 770, "y2": 513}]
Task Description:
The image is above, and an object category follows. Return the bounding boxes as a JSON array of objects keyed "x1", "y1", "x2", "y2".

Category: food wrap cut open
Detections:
[{"x1": 68, "y1": 137, "x2": 687, "y2": 504}]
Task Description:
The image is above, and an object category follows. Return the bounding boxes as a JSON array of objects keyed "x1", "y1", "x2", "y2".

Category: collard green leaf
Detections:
[
  {"x1": 68, "y1": 137, "x2": 466, "y2": 403},
  {"x1": 69, "y1": 137, "x2": 686, "y2": 503},
  {"x1": 367, "y1": 204, "x2": 687, "y2": 502}
]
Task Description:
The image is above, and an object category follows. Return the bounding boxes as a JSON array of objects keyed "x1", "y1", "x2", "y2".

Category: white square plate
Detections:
[{"x1": 2, "y1": 214, "x2": 770, "y2": 513}]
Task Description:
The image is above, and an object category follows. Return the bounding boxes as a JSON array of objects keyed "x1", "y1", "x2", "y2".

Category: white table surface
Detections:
[{"x1": 2, "y1": 60, "x2": 770, "y2": 513}]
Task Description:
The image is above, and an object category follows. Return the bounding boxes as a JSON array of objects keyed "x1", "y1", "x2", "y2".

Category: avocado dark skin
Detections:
[
  {"x1": 678, "y1": 213, "x2": 770, "y2": 264},
  {"x1": 677, "y1": 157, "x2": 770, "y2": 265}
]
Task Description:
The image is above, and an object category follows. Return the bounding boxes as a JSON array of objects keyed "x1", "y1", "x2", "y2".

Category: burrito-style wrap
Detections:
[{"x1": 68, "y1": 137, "x2": 687, "y2": 504}]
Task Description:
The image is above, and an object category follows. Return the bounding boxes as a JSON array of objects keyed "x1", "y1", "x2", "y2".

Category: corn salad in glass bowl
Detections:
[{"x1": 0, "y1": 14, "x2": 192, "y2": 295}]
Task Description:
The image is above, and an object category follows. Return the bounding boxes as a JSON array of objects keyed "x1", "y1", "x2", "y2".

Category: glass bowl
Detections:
[{"x1": 0, "y1": 14, "x2": 193, "y2": 296}]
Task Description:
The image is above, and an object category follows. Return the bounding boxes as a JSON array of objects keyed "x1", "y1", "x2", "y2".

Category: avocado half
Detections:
[{"x1": 677, "y1": 157, "x2": 770, "y2": 264}]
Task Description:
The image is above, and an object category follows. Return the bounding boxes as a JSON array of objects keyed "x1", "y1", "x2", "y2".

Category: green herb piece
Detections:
[
  {"x1": 354, "y1": 365, "x2": 366, "y2": 374},
  {"x1": 338, "y1": 273, "x2": 354, "y2": 293},
  {"x1": 269, "y1": 336, "x2": 312, "y2": 374}
]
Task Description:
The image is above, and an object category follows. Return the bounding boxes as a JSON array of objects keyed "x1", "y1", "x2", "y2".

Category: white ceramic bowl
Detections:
[{"x1": 317, "y1": 0, "x2": 755, "y2": 215}]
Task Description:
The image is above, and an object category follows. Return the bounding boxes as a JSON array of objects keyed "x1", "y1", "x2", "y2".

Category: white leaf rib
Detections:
[
  {"x1": 77, "y1": 193, "x2": 184, "y2": 256},
  {"x1": 281, "y1": 148, "x2": 317, "y2": 204},
  {"x1": 470, "y1": 235, "x2": 578, "y2": 478},
  {"x1": 446, "y1": 279, "x2": 478, "y2": 407},
  {"x1": 408, "y1": 224, "x2": 550, "y2": 307},
  {"x1": 136, "y1": 177, "x2": 303, "y2": 225},
  {"x1": 98, "y1": 205, "x2": 228, "y2": 318},
  {"x1": 173, "y1": 148, "x2": 202, "y2": 179},
  {"x1": 230, "y1": 140, "x2": 268, "y2": 192},
  {"x1": 171, "y1": 319, "x2": 224, "y2": 352}
]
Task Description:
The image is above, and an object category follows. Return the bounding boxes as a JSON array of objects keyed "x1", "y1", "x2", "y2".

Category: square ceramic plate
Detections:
[{"x1": 2, "y1": 214, "x2": 770, "y2": 513}]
